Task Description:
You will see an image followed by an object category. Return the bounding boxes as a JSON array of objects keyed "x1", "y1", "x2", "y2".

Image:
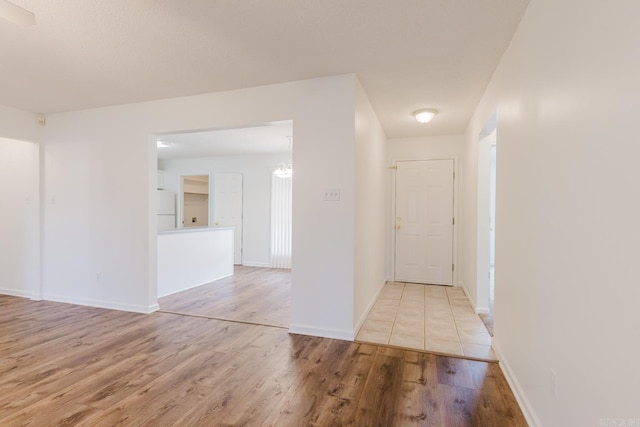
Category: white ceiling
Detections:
[
  {"x1": 157, "y1": 121, "x2": 293, "y2": 160},
  {"x1": 0, "y1": 0, "x2": 529, "y2": 138}
]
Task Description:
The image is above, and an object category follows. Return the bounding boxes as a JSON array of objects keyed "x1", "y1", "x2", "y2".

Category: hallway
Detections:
[{"x1": 356, "y1": 282, "x2": 496, "y2": 361}]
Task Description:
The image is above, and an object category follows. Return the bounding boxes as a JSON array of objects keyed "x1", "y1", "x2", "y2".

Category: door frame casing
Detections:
[
  {"x1": 389, "y1": 156, "x2": 459, "y2": 285},
  {"x1": 475, "y1": 130, "x2": 496, "y2": 314}
]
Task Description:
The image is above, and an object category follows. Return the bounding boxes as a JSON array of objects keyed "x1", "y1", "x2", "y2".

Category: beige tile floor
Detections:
[{"x1": 355, "y1": 282, "x2": 497, "y2": 361}]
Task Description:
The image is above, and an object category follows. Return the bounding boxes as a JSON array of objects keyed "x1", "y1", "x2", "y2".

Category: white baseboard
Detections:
[
  {"x1": 354, "y1": 280, "x2": 387, "y2": 337},
  {"x1": 493, "y1": 342, "x2": 542, "y2": 427},
  {"x1": 0, "y1": 288, "x2": 38, "y2": 299},
  {"x1": 461, "y1": 282, "x2": 477, "y2": 305},
  {"x1": 475, "y1": 306, "x2": 490, "y2": 315},
  {"x1": 457, "y1": 283, "x2": 490, "y2": 314},
  {"x1": 289, "y1": 323, "x2": 354, "y2": 341},
  {"x1": 460, "y1": 282, "x2": 490, "y2": 314},
  {"x1": 242, "y1": 261, "x2": 272, "y2": 268},
  {"x1": 42, "y1": 294, "x2": 159, "y2": 314},
  {"x1": 158, "y1": 272, "x2": 233, "y2": 298}
]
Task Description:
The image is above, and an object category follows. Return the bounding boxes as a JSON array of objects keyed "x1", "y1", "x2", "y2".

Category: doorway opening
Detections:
[
  {"x1": 357, "y1": 155, "x2": 497, "y2": 359},
  {"x1": 182, "y1": 174, "x2": 210, "y2": 228},
  {"x1": 489, "y1": 144, "x2": 497, "y2": 305},
  {"x1": 477, "y1": 113, "x2": 497, "y2": 335},
  {"x1": 154, "y1": 121, "x2": 293, "y2": 328}
]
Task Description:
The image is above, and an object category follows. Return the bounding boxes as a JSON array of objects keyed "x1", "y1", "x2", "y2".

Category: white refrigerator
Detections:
[{"x1": 157, "y1": 190, "x2": 176, "y2": 231}]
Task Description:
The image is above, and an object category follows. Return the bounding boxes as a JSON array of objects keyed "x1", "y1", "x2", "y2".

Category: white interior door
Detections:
[
  {"x1": 213, "y1": 172, "x2": 243, "y2": 265},
  {"x1": 395, "y1": 159, "x2": 454, "y2": 285}
]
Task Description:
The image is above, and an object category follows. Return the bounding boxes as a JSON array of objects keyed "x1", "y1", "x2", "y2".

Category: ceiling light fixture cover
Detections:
[
  {"x1": 413, "y1": 108, "x2": 438, "y2": 124},
  {"x1": 0, "y1": 0, "x2": 36, "y2": 26},
  {"x1": 157, "y1": 140, "x2": 172, "y2": 148}
]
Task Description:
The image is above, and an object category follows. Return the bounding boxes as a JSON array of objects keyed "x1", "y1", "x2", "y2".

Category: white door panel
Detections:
[
  {"x1": 395, "y1": 160, "x2": 454, "y2": 285},
  {"x1": 213, "y1": 173, "x2": 243, "y2": 265}
]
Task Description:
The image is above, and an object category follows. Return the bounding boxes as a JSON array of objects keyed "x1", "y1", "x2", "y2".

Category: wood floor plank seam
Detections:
[{"x1": 157, "y1": 309, "x2": 289, "y2": 330}]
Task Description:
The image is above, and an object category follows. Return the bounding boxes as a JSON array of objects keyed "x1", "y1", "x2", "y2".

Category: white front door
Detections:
[
  {"x1": 395, "y1": 160, "x2": 454, "y2": 285},
  {"x1": 213, "y1": 172, "x2": 243, "y2": 265}
]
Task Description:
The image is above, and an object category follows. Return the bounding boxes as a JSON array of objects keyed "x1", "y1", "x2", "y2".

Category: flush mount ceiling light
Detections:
[
  {"x1": 412, "y1": 108, "x2": 438, "y2": 124},
  {"x1": 157, "y1": 140, "x2": 172, "y2": 148},
  {"x1": 0, "y1": 0, "x2": 36, "y2": 26}
]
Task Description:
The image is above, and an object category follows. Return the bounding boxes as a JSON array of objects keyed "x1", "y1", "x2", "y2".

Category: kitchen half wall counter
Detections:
[{"x1": 158, "y1": 227, "x2": 234, "y2": 297}]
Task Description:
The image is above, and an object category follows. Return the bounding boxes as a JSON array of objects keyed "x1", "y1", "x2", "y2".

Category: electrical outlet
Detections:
[
  {"x1": 322, "y1": 188, "x2": 340, "y2": 201},
  {"x1": 550, "y1": 369, "x2": 558, "y2": 399}
]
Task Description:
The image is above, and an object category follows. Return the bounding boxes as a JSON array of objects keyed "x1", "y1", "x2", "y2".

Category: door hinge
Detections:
[
  {"x1": 452, "y1": 217, "x2": 455, "y2": 225},
  {"x1": 452, "y1": 264, "x2": 455, "y2": 271},
  {"x1": 388, "y1": 165, "x2": 398, "y2": 170},
  {"x1": 453, "y1": 171, "x2": 455, "y2": 179}
]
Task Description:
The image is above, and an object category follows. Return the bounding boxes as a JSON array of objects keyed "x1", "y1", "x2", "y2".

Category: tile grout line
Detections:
[
  {"x1": 387, "y1": 282, "x2": 404, "y2": 345},
  {"x1": 449, "y1": 288, "x2": 496, "y2": 359},
  {"x1": 358, "y1": 283, "x2": 496, "y2": 361},
  {"x1": 444, "y1": 289, "x2": 465, "y2": 356}
]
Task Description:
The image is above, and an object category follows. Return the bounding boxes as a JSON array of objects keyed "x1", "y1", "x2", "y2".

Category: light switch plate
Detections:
[{"x1": 322, "y1": 189, "x2": 340, "y2": 201}]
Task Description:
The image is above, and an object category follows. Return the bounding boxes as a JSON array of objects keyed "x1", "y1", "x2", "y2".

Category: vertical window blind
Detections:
[{"x1": 270, "y1": 173, "x2": 292, "y2": 269}]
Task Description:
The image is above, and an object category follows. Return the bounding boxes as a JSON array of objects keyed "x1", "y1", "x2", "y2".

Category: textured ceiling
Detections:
[{"x1": 0, "y1": 0, "x2": 529, "y2": 138}]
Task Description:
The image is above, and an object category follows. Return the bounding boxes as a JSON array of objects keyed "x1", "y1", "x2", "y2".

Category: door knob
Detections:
[{"x1": 396, "y1": 225, "x2": 401, "y2": 230}]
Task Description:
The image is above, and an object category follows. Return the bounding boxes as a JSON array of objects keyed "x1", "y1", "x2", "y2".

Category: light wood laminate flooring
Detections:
[
  {"x1": 356, "y1": 283, "x2": 496, "y2": 361},
  {"x1": 159, "y1": 266, "x2": 291, "y2": 328},
  {"x1": 0, "y1": 295, "x2": 526, "y2": 426}
]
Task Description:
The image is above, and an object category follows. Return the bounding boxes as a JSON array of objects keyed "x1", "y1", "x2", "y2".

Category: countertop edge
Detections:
[{"x1": 158, "y1": 226, "x2": 234, "y2": 235}]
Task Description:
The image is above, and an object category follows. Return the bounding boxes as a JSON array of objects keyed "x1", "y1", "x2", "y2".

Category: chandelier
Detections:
[
  {"x1": 275, "y1": 136, "x2": 293, "y2": 178},
  {"x1": 274, "y1": 163, "x2": 293, "y2": 178}
]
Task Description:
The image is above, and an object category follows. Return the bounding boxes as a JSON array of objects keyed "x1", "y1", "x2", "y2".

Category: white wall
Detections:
[
  {"x1": 159, "y1": 153, "x2": 291, "y2": 267},
  {"x1": 353, "y1": 80, "x2": 388, "y2": 331},
  {"x1": 386, "y1": 134, "x2": 464, "y2": 284},
  {"x1": 463, "y1": 0, "x2": 640, "y2": 424},
  {"x1": 41, "y1": 74, "x2": 359, "y2": 337},
  {"x1": 0, "y1": 105, "x2": 41, "y2": 300},
  {"x1": 0, "y1": 137, "x2": 40, "y2": 298},
  {"x1": 0, "y1": 104, "x2": 41, "y2": 143}
]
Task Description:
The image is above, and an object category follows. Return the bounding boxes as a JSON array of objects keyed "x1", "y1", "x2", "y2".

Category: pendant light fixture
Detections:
[{"x1": 274, "y1": 136, "x2": 293, "y2": 178}]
